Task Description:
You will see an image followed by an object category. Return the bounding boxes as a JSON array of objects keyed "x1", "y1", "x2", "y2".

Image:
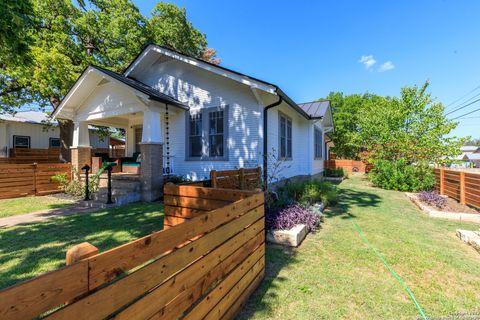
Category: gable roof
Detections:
[
  {"x1": 91, "y1": 66, "x2": 188, "y2": 110},
  {"x1": 124, "y1": 44, "x2": 319, "y2": 120},
  {"x1": 0, "y1": 111, "x2": 52, "y2": 124},
  {"x1": 298, "y1": 100, "x2": 331, "y2": 119}
]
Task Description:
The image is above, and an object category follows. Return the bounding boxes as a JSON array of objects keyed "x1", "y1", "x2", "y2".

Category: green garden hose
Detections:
[{"x1": 348, "y1": 216, "x2": 428, "y2": 320}]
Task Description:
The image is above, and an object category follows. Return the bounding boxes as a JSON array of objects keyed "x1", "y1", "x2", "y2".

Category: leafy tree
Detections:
[
  {"x1": 358, "y1": 81, "x2": 463, "y2": 164},
  {"x1": 0, "y1": 0, "x2": 216, "y2": 161},
  {"x1": 325, "y1": 92, "x2": 381, "y2": 159},
  {"x1": 325, "y1": 82, "x2": 463, "y2": 164},
  {"x1": 463, "y1": 138, "x2": 480, "y2": 146}
]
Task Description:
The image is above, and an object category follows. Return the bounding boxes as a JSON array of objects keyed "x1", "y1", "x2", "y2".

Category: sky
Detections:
[{"x1": 135, "y1": 0, "x2": 479, "y2": 139}]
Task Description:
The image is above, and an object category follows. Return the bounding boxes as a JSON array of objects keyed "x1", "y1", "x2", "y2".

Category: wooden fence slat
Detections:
[
  {"x1": 46, "y1": 210, "x2": 264, "y2": 320},
  {"x1": 152, "y1": 231, "x2": 265, "y2": 320},
  {"x1": 183, "y1": 244, "x2": 265, "y2": 320},
  {"x1": 112, "y1": 220, "x2": 265, "y2": 320},
  {"x1": 87, "y1": 192, "x2": 264, "y2": 289},
  {"x1": 0, "y1": 262, "x2": 89, "y2": 320}
]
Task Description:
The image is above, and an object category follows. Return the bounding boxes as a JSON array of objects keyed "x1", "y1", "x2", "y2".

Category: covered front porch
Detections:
[{"x1": 52, "y1": 65, "x2": 188, "y2": 201}]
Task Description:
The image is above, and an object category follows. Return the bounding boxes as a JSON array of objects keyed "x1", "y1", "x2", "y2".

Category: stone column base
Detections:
[
  {"x1": 71, "y1": 146, "x2": 92, "y2": 176},
  {"x1": 139, "y1": 143, "x2": 164, "y2": 202}
]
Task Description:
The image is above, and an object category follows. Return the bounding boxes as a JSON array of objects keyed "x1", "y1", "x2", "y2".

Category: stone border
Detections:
[
  {"x1": 456, "y1": 229, "x2": 480, "y2": 253},
  {"x1": 267, "y1": 224, "x2": 308, "y2": 247},
  {"x1": 405, "y1": 193, "x2": 480, "y2": 224}
]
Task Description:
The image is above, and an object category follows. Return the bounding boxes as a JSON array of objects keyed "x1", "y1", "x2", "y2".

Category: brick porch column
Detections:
[
  {"x1": 71, "y1": 121, "x2": 91, "y2": 175},
  {"x1": 139, "y1": 108, "x2": 164, "y2": 202},
  {"x1": 71, "y1": 147, "x2": 92, "y2": 174},
  {"x1": 139, "y1": 143, "x2": 163, "y2": 201}
]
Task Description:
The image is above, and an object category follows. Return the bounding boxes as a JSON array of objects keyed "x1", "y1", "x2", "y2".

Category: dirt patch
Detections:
[{"x1": 428, "y1": 197, "x2": 480, "y2": 214}]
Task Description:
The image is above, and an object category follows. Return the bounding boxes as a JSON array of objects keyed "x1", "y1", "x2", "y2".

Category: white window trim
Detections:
[
  {"x1": 185, "y1": 105, "x2": 229, "y2": 161},
  {"x1": 13, "y1": 135, "x2": 31, "y2": 149},
  {"x1": 278, "y1": 111, "x2": 292, "y2": 160}
]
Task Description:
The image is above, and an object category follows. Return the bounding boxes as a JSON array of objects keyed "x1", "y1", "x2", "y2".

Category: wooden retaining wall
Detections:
[
  {"x1": 0, "y1": 163, "x2": 71, "y2": 199},
  {"x1": 0, "y1": 184, "x2": 265, "y2": 320},
  {"x1": 210, "y1": 167, "x2": 262, "y2": 190},
  {"x1": 435, "y1": 168, "x2": 480, "y2": 209}
]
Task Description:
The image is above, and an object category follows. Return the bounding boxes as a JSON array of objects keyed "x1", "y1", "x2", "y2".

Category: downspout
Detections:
[{"x1": 263, "y1": 93, "x2": 283, "y2": 190}]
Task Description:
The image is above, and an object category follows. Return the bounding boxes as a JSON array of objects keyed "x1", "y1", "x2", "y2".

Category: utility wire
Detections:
[
  {"x1": 446, "y1": 91, "x2": 480, "y2": 113},
  {"x1": 445, "y1": 85, "x2": 480, "y2": 109},
  {"x1": 445, "y1": 97, "x2": 480, "y2": 116},
  {"x1": 450, "y1": 106, "x2": 480, "y2": 120}
]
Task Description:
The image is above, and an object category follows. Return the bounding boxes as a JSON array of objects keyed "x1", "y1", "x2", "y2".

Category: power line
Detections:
[
  {"x1": 445, "y1": 85, "x2": 480, "y2": 109},
  {"x1": 455, "y1": 115, "x2": 480, "y2": 120},
  {"x1": 445, "y1": 97, "x2": 480, "y2": 116},
  {"x1": 446, "y1": 91, "x2": 480, "y2": 113},
  {"x1": 450, "y1": 106, "x2": 480, "y2": 120}
]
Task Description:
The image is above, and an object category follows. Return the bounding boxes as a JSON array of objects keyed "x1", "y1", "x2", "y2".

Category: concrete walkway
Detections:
[{"x1": 0, "y1": 202, "x2": 105, "y2": 228}]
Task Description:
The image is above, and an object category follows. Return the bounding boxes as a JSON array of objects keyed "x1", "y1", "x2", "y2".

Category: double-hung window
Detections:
[
  {"x1": 187, "y1": 106, "x2": 228, "y2": 160},
  {"x1": 13, "y1": 135, "x2": 30, "y2": 148},
  {"x1": 279, "y1": 112, "x2": 292, "y2": 160},
  {"x1": 314, "y1": 127, "x2": 323, "y2": 159}
]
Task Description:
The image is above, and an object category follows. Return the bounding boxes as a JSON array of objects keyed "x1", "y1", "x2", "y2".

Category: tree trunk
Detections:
[{"x1": 59, "y1": 119, "x2": 74, "y2": 163}]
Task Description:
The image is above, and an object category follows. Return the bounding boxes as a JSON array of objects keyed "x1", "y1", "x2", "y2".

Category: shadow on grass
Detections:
[
  {"x1": 324, "y1": 185, "x2": 382, "y2": 220},
  {"x1": 236, "y1": 243, "x2": 300, "y2": 319},
  {"x1": 0, "y1": 202, "x2": 164, "y2": 289}
]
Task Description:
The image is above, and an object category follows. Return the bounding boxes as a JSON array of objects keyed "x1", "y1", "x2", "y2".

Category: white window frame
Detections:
[
  {"x1": 13, "y1": 135, "x2": 30, "y2": 149},
  {"x1": 314, "y1": 126, "x2": 323, "y2": 159},
  {"x1": 186, "y1": 105, "x2": 229, "y2": 161},
  {"x1": 278, "y1": 111, "x2": 292, "y2": 160}
]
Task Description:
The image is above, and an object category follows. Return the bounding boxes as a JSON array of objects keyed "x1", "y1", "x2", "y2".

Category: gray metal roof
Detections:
[
  {"x1": 92, "y1": 65, "x2": 189, "y2": 110},
  {"x1": 298, "y1": 100, "x2": 331, "y2": 119}
]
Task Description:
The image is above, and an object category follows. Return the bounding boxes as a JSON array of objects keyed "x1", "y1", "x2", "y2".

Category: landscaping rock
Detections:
[
  {"x1": 456, "y1": 229, "x2": 480, "y2": 253},
  {"x1": 308, "y1": 203, "x2": 325, "y2": 222},
  {"x1": 267, "y1": 224, "x2": 308, "y2": 247},
  {"x1": 323, "y1": 177, "x2": 344, "y2": 182}
]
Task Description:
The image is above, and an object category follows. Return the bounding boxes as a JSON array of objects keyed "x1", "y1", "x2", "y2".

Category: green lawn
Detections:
[
  {"x1": 239, "y1": 176, "x2": 480, "y2": 320},
  {"x1": 0, "y1": 202, "x2": 164, "y2": 289},
  {"x1": 0, "y1": 196, "x2": 75, "y2": 218}
]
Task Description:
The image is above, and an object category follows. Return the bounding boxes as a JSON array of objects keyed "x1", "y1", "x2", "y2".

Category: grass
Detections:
[
  {"x1": 239, "y1": 176, "x2": 480, "y2": 320},
  {"x1": 0, "y1": 196, "x2": 75, "y2": 218},
  {"x1": 0, "y1": 202, "x2": 164, "y2": 289}
]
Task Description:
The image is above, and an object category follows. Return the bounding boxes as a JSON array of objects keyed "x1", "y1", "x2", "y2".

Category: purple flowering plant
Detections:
[
  {"x1": 266, "y1": 204, "x2": 320, "y2": 232},
  {"x1": 418, "y1": 191, "x2": 447, "y2": 209}
]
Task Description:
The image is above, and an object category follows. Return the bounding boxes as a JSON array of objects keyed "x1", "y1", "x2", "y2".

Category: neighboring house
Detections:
[
  {"x1": 52, "y1": 44, "x2": 334, "y2": 200},
  {"x1": 0, "y1": 111, "x2": 111, "y2": 158},
  {"x1": 456, "y1": 146, "x2": 480, "y2": 168}
]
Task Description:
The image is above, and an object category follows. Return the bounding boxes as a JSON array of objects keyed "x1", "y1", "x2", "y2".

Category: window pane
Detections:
[
  {"x1": 14, "y1": 136, "x2": 30, "y2": 148},
  {"x1": 209, "y1": 135, "x2": 223, "y2": 157},
  {"x1": 190, "y1": 136, "x2": 202, "y2": 157},
  {"x1": 280, "y1": 137, "x2": 286, "y2": 158},
  {"x1": 189, "y1": 113, "x2": 202, "y2": 157},
  {"x1": 50, "y1": 138, "x2": 60, "y2": 148}
]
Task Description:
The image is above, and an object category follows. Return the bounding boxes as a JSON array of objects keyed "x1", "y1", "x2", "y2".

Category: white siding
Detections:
[
  {"x1": 137, "y1": 60, "x2": 262, "y2": 180},
  {"x1": 265, "y1": 103, "x2": 313, "y2": 182}
]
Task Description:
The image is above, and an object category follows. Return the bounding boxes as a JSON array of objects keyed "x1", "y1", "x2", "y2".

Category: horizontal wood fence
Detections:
[
  {"x1": 0, "y1": 184, "x2": 265, "y2": 320},
  {"x1": 210, "y1": 167, "x2": 262, "y2": 190},
  {"x1": 324, "y1": 159, "x2": 373, "y2": 173},
  {"x1": 1, "y1": 148, "x2": 61, "y2": 163},
  {"x1": 435, "y1": 168, "x2": 480, "y2": 209},
  {"x1": 0, "y1": 163, "x2": 71, "y2": 199}
]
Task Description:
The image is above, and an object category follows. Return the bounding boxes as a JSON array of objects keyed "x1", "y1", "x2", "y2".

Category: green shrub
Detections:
[
  {"x1": 368, "y1": 159, "x2": 434, "y2": 192},
  {"x1": 278, "y1": 179, "x2": 338, "y2": 207},
  {"x1": 51, "y1": 166, "x2": 106, "y2": 197}
]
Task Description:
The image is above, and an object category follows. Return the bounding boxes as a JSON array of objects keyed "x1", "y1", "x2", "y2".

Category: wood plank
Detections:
[
  {"x1": 151, "y1": 232, "x2": 265, "y2": 320},
  {"x1": 163, "y1": 206, "x2": 209, "y2": 219},
  {"x1": 0, "y1": 261, "x2": 89, "y2": 320},
  {"x1": 221, "y1": 269, "x2": 265, "y2": 320},
  {"x1": 164, "y1": 215, "x2": 189, "y2": 226},
  {"x1": 164, "y1": 195, "x2": 230, "y2": 211},
  {"x1": 183, "y1": 244, "x2": 265, "y2": 320},
  {"x1": 87, "y1": 192, "x2": 263, "y2": 289},
  {"x1": 203, "y1": 258, "x2": 265, "y2": 320},
  {"x1": 164, "y1": 184, "x2": 257, "y2": 202},
  {"x1": 111, "y1": 219, "x2": 265, "y2": 320},
  {"x1": 47, "y1": 212, "x2": 264, "y2": 320}
]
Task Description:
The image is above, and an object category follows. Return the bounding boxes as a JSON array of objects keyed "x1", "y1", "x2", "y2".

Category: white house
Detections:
[
  {"x1": 52, "y1": 44, "x2": 334, "y2": 200},
  {"x1": 0, "y1": 111, "x2": 111, "y2": 158},
  {"x1": 454, "y1": 146, "x2": 480, "y2": 168}
]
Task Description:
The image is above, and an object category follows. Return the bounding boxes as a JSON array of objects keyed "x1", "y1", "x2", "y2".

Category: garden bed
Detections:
[{"x1": 406, "y1": 192, "x2": 480, "y2": 224}]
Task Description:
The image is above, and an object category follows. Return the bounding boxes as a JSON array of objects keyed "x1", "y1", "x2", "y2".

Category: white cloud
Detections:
[
  {"x1": 379, "y1": 61, "x2": 395, "y2": 72},
  {"x1": 359, "y1": 55, "x2": 376, "y2": 69}
]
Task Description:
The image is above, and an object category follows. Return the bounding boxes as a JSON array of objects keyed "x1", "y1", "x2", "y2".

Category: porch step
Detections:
[{"x1": 91, "y1": 178, "x2": 142, "y2": 206}]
